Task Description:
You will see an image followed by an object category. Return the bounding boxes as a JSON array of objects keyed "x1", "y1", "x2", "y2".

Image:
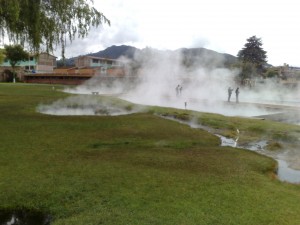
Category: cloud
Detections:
[{"x1": 52, "y1": 0, "x2": 300, "y2": 66}]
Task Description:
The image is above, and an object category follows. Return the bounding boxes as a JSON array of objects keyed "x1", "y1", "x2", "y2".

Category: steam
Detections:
[
  {"x1": 37, "y1": 95, "x2": 143, "y2": 116},
  {"x1": 62, "y1": 48, "x2": 299, "y2": 119},
  {"x1": 120, "y1": 49, "x2": 298, "y2": 118}
]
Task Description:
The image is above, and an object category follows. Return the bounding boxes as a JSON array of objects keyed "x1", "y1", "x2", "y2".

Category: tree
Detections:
[
  {"x1": 4, "y1": 44, "x2": 29, "y2": 83},
  {"x1": 237, "y1": 36, "x2": 267, "y2": 74},
  {"x1": 0, "y1": 48, "x2": 5, "y2": 64},
  {"x1": 0, "y1": 0, "x2": 109, "y2": 57},
  {"x1": 240, "y1": 61, "x2": 256, "y2": 79},
  {"x1": 265, "y1": 67, "x2": 279, "y2": 78}
]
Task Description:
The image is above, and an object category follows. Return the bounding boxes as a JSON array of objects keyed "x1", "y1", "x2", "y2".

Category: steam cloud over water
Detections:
[
  {"x1": 65, "y1": 48, "x2": 299, "y2": 118},
  {"x1": 37, "y1": 95, "x2": 143, "y2": 116}
]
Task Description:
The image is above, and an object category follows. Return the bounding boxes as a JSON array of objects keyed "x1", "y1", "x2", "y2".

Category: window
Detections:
[
  {"x1": 92, "y1": 59, "x2": 99, "y2": 63},
  {"x1": 29, "y1": 56, "x2": 34, "y2": 61},
  {"x1": 101, "y1": 67, "x2": 107, "y2": 74}
]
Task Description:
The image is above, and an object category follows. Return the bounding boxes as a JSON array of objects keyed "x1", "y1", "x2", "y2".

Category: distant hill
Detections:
[
  {"x1": 57, "y1": 45, "x2": 238, "y2": 68},
  {"x1": 88, "y1": 45, "x2": 139, "y2": 59},
  {"x1": 177, "y1": 47, "x2": 237, "y2": 68}
]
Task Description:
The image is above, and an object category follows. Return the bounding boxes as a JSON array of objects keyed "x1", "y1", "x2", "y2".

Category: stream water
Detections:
[
  {"x1": 164, "y1": 116, "x2": 300, "y2": 184},
  {"x1": 277, "y1": 160, "x2": 300, "y2": 183}
]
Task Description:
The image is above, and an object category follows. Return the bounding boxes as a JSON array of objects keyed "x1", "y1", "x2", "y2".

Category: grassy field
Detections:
[{"x1": 1, "y1": 83, "x2": 300, "y2": 225}]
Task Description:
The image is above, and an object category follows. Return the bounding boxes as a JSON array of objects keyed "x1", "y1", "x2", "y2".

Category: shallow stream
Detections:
[{"x1": 164, "y1": 116, "x2": 300, "y2": 184}]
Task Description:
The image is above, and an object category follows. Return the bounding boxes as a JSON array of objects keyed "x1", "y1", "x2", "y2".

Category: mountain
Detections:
[
  {"x1": 90, "y1": 45, "x2": 237, "y2": 68},
  {"x1": 88, "y1": 45, "x2": 139, "y2": 59},
  {"x1": 177, "y1": 47, "x2": 237, "y2": 68},
  {"x1": 57, "y1": 45, "x2": 238, "y2": 68}
]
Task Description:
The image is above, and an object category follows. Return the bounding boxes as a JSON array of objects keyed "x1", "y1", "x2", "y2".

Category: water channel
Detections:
[{"x1": 164, "y1": 116, "x2": 300, "y2": 184}]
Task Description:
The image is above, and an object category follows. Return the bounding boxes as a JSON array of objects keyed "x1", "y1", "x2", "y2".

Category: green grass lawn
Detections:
[{"x1": 1, "y1": 83, "x2": 300, "y2": 225}]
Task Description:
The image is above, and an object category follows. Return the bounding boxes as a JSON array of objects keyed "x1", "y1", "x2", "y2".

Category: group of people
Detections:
[
  {"x1": 175, "y1": 84, "x2": 239, "y2": 107},
  {"x1": 176, "y1": 84, "x2": 183, "y2": 97},
  {"x1": 228, "y1": 87, "x2": 240, "y2": 103}
]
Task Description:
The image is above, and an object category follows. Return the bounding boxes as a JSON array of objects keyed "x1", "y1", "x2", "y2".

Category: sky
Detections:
[{"x1": 60, "y1": 0, "x2": 300, "y2": 67}]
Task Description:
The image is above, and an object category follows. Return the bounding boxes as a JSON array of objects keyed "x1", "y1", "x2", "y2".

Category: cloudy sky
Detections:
[{"x1": 61, "y1": 0, "x2": 300, "y2": 67}]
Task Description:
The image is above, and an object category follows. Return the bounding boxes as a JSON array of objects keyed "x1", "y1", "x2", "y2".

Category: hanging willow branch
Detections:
[{"x1": 0, "y1": 0, "x2": 110, "y2": 57}]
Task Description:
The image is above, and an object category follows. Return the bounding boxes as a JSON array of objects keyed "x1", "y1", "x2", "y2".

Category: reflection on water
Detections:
[
  {"x1": 0, "y1": 210, "x2": 51, "y2": 225},
  {"x1": 216, "y1": 135, "x2": 238, "y2": 148},
  {"x1": 277, "y1": 160, "x2": 300, "y2": 183}
]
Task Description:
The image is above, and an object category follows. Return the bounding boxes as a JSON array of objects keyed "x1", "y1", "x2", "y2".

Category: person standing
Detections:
[
  {"x1": 227, "y1": 87, "x2": 233, "y2": 102},
  {"x1": 235, "y1": 87, "x2": 240, "y2": 103},
  {"x1": 176, "y1": 85, "x2": 180, "y2": 97},
  {"x1": 179, "y1": 85, "x2": 183, "y2": 96}
]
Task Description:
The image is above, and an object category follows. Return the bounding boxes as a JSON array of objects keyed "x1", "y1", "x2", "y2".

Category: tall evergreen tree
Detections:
[{"x1": 237, "y1": 36, "x2": 267, "y2": 72}]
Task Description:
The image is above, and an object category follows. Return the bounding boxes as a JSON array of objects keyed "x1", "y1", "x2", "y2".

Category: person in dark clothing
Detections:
[
  {"x1": 228, "y1": 87, "x2": 233, "y2": 102},
  {"x1": 176, "y1": 85, "x2": 180, "y2": 97},
  {"x1": 235, "y1": 87, "x2": 240, "y2": 103}
]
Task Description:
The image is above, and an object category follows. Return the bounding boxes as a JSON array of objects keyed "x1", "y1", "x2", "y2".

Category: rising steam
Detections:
[{"x1": 60, "y1": 48, "x2": 300, "y2": 119}]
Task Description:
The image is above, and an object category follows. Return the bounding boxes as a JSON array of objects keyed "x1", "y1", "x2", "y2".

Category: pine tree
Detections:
[
  {"x1": 237, "y1": 36, "x2": 268, "y2": 85},
  {"x1": 238, "y1": 36, "x2": 267, "y2": 72}
]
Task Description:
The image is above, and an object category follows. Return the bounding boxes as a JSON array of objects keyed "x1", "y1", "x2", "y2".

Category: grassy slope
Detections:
[
  {"x1": 0, "y1": 83, "x2": 300, "y2": 225},
  {"x1": 155, "y1": 107, "x2": 300, "y2": 150}
]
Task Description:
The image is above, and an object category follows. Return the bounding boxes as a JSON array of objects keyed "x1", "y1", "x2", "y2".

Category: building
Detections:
[
  {"x1": 75, "y1": 55, "x2": 126, "y2": 76},
  {"x1": 33, "y1": 52, "x2": 57, "y2": 73},
  {"x1": 1, "y1": 52, "x2": 129, "y2": 84},
  {"x1": 0, "y1": 52, "x2": 57, "y2": 81},
  {"x1": 1, "y1": 52, "x2": 57, "y2": 73},
  {"x1": 278, "y1": 64, "x2": 300, "y2": 87},
  {"x1": 23, "y1": 55, "x2": 128, "y2": 85}
]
